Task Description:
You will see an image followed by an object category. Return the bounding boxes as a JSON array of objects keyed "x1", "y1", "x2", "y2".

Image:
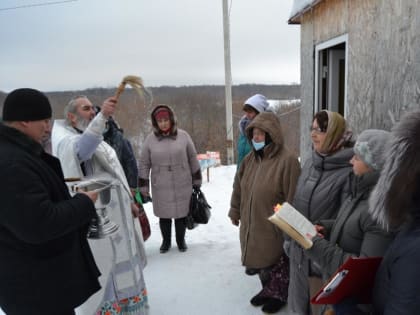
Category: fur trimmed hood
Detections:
[
  {"x1": 151, "y1": 104, "x2": 178, "y2": 138},
  {"x1": 369, "y1": 110, "x2": 420, "y2": 230}
]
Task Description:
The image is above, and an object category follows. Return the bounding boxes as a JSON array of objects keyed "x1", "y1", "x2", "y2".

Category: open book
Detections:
[{"x1": 268, "y1": 202, "x2": 317, "y2": 249}]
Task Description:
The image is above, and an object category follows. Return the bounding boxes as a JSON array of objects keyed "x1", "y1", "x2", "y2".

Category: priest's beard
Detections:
[{"x1": 75, "y1": 115, "x2": 90, "y2": 131}]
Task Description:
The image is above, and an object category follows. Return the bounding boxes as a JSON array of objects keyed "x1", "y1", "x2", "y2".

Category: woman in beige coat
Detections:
[
  {"x1": 139, "y1": 105, "x2": 202, "y2": 253},
  {"x1": 229, "y1": 112, "x2": 301, "y2": 314}
]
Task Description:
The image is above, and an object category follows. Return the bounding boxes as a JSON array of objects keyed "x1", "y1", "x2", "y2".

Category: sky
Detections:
[
  {"x1": 0, "y1": 0, "x2": 300, "y2": 93},
  {"x1": 0, "y1": 165, "x2": 299, "y2": 315}
]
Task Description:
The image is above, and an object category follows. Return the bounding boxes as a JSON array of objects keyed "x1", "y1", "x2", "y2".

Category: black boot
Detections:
[
  {"x1": 159, "y1": 218, "x2": 172, "y2": 253},
  {"x1": 175, "y1": 218, "x2": 188, "y2": 252},
  {"x1": 250, "y1": 290, "x2": 270, "y2": 306},
  {"x1": 261, "y1": 298, "x2": 286, "y2": 314}
]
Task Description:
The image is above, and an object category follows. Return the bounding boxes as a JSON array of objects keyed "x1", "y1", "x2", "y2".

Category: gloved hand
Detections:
[
  {"x1": 231, "y1": 218, "x2": 240, "y2": 226},
  {"x1": 141, "y1": 192, "x2": 152, "y2": 204},
  {"x1": 192, "y1": 184, "x2": 201, "y2": 191}
]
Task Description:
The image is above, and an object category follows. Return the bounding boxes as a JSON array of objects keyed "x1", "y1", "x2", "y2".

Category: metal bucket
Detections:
[{"x1": 72, "y1": 179, "x2": 119, "y2": 239}]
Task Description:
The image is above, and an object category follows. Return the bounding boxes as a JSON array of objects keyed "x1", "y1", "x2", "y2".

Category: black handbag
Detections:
[{"x1": 187, "y1": 187, "x2": 211, "y2": 229}]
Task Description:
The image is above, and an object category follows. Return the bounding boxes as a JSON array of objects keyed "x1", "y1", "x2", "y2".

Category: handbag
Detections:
[
  {"x1": 138, "y1": 208, "x2": 151, "y2": 241},
  {"x1": 134, "y1": 189, "x2": 151, "y2": 241},
  {"x1": 188, "y1": 187, "x2": 211, "y2": 228}
]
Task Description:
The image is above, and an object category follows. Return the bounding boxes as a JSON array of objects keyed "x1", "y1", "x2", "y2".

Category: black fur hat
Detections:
[{"x1": 2, "y1": 88, "x2": 52, "y2": 121}]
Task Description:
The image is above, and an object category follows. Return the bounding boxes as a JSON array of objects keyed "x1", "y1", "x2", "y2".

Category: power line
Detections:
[{"x1": 0, "y1": 0, "x2": 77, "y2": 11}]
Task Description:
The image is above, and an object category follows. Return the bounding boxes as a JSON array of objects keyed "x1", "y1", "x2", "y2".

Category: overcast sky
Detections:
[{"x1": 0, "y1": 0, "x2": 300, "y2": 92}]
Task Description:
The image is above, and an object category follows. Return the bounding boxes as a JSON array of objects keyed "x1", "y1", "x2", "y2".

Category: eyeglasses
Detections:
[{"x1": 309, "y1": 126, "x2": 325, "y2": 134}]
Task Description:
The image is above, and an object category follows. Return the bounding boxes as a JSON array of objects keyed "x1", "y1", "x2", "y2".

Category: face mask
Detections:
[{"x1": 252, "y1": 140, "x2": 265, "y2": 151}]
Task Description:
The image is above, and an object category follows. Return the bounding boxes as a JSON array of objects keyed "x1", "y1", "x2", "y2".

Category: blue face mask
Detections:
[{"x1": 252, "y1": 139, "x2": 265, "y2": 151}]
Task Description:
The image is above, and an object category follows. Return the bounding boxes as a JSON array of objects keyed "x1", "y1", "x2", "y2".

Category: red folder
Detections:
[{"x1": 311, "y1": 256, "x2": 382, "y2": 305}]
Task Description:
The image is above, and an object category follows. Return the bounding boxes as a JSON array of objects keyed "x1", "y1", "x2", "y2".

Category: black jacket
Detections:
[{"x1": 0, "y1": 123, "x2": 101, "y2": 314}]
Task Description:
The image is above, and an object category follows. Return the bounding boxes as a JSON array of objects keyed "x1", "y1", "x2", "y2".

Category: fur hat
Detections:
[
  {"x1": 243, "y1": 94, "x2": 269, "y2": 113},
  {"x1": 369, "y1": 110, "x2": 420, "y2": 230},
  {"x1": 2, "y1": 88, "x2": 52, "y2": 121},
  {"x1": 354, "y1": 129, "x2": 390, "y2": 171}
]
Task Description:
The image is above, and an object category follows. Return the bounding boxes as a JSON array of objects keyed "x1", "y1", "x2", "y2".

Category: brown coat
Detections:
[
  {"x1": 229, "y1": 112, "x2": 301, "y2": 268},
  {"x1": 139, "y1": 105, "x2": 202, "y2": 219}
]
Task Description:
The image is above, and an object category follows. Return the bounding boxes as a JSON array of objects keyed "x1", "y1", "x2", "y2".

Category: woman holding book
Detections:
[
  {"x1": 304, "y1": 129, "x2": 394, "y2": 315},
  {"x1": 287, "y1": 110, "x2": 354, "y2": 315},
  {"x1": 369, "y1": 111, "x2": 420, "y2": 314},
  {"x1": 229, "y1": 112, "x2": 300, "y2": 314}
]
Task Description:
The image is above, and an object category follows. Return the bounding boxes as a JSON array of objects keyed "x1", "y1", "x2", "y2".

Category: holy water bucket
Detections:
[{"x1": 71, "y1": 178, "x2": 119, "y2": 239}]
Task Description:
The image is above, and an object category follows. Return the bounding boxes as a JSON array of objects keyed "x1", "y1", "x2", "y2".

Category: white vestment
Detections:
[{"x1": 52, "y1": 117, "x2": 149, "y2": 315}]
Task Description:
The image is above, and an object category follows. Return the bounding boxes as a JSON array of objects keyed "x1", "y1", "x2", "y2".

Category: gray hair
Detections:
[{"x1": 64, "y1": 95, "x2": 88, "y2": 124}]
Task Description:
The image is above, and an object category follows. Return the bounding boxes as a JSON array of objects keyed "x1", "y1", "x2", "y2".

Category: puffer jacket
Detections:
[
  {"x1": 229, "y1": 112, "x2": 301, "y2": 268},
  {"x1": 306, "y1": 171, "x2": 393, "y2": 279},
  {"x1": 287, "y1": 146, "x2": 353, "y2": 314}
]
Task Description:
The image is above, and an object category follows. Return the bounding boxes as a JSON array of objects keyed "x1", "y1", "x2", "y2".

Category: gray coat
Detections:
[
  {"x1": 306, "y1": 171, "x2": 393, "y2": 279},
  {"x1": 287, "y1": 147, "x2": 353, "y2": 315},
  {"x1": 139, "y1": 106, "x2": 202, "y2": 219}
]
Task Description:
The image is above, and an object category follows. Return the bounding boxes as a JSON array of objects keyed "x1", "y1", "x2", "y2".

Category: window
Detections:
[{"x1": 314, "y1": 34, "x2": 348, "y2": 117}]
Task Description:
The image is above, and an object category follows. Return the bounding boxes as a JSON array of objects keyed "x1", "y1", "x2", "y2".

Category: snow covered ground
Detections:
[{"x1": 0, "y1": 165, "x2": 299, "y2": 315}]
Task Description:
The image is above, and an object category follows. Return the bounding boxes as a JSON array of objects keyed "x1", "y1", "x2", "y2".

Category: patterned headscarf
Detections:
[{"x1": 319, "y1": 110, "x2": 352, "y2": 154}]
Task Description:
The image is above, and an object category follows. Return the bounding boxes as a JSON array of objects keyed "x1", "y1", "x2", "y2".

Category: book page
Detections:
[{"x1": 268, "y1": 202, "x2": 316, "y2": 249}]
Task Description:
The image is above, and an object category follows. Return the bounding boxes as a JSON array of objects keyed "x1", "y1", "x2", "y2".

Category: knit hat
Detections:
[
  {"x1": 353, "y1": 129, "x2": 390, "y2": 171},
  {"x1": 2, "y1": 88, "x2": 52, "y2": 121},
  {"x1": 243, "y1": 94, "x2": 269, "y2": 113},
  {"x1": 153, "y1": 107, "x2": 170, "y2": 120}
]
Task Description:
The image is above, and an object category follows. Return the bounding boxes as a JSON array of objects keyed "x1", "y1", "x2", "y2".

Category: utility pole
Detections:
[{"x1": 222, "y1": 0, "x2": 234, "y2": 165}]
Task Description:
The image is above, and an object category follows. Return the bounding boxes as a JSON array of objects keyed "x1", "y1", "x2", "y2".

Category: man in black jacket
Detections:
[{"x1": 0, "y1": 88, "x2": 101, "y2": 315}]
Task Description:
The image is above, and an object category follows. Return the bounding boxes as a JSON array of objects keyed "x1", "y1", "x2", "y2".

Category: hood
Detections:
[
  {"x1": 244, "y1": 94, "x2": 269, "y2": 113},
  {"x1": 245, "y1": 112, "x2": 284, "y2": 158},
  {"x1": 151, "y1": 104, "x2": 178, "y2": 137}
]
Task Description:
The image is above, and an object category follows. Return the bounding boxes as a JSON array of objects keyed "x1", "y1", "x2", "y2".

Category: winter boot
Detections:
[
  {"x1": 175, "y1": 218, "x2": 188, "y2": 252},
  {"x1": 159, "y1": 218, "x2": 172, "y2": 253},
  {"x1": 250, "y1": 291, "x2": 270, "y2": 307},
  {"x1": 261, "y1": 298, "x2": 286, "y2": 314}
]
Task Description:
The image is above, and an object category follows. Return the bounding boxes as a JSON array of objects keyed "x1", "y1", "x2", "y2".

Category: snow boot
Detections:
[
  {"x1": 159, "y1": 218, "x2": 172, "y2": 253},
  {"x1": 175, "y1": 218, "x2": 188, "y2": 252},
  {"x1": 261, "y1": 298, "x2": 286, "y2": 314},
  {"x1": 250, "y1": 291, "x2": 270, "y2": 306}
]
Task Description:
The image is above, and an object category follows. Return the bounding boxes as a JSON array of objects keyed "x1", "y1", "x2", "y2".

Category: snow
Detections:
[
  {"x1": 289, "y1": 0, "x2": 320, "y2": 20},
  {"x1": 0, "y1": 165, "x2": 299, "y2": 315}
]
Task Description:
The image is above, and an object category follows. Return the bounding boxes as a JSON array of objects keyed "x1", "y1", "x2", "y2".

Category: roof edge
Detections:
[{"x1": 288, "y1": 0, "x2": 324, "y2": 25}]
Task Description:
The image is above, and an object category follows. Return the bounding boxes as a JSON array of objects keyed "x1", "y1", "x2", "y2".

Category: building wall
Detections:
[{"x1": 298, "y1": 0, "x2": 420, "y2": 161}]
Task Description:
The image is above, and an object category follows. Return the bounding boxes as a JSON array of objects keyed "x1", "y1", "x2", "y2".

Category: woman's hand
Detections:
[{"x1": 315, "y1": 224, "x2": 326, "y2": 237}]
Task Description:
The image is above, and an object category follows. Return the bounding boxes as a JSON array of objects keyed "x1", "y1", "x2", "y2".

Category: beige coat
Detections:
[
  {"x1": 139, "y1": 105, "x2": 202, "y2": 219},
  {"x1": 229, "y1": 112, "x2": 301, "y2": 268}
]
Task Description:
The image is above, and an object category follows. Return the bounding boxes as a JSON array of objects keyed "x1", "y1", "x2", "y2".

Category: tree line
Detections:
[{"x1": 0, "y1": 84, "x2": 301, "y2": 163}]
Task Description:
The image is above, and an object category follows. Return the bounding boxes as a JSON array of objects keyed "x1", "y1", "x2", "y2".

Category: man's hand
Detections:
[
  {"x1": 101, "y1": 97, "x2": 117, "y2": 118},
  {"x1": 79, "y1": 190, "x2": 98, "y2": 203},
  {"x1": 231, "y1": 218, "x2": 240, "y2": 226},
  {"x1": 131, "y1": 202, "x2": 140, "y2": 218}
]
